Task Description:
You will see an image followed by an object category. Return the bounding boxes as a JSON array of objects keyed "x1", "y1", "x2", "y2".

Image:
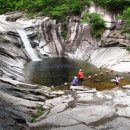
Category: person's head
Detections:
[
  {"x1": 116, "y1": 75, "x2": 118, "y2": 77},
  {"x1": 79, "y1": 69, "x2": 82, "y2": 72},
  {"x1": 74, "y1": 76, "x2": 77, "y2": 79}
]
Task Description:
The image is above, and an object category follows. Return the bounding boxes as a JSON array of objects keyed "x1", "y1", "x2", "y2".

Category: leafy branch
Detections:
[{"x1": 81, "y1": 12, "x2": 106, "y2": 39}]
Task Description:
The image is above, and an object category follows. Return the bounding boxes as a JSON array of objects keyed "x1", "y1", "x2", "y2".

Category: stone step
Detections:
[{"x1": 70, "y1": 86, "x2": 96, "y2": 92}]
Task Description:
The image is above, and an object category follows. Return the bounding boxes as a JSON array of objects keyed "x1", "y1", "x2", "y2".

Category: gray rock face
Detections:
[
  {"x1": 1, "y1": 4, "x2": 130, "y2": 130},
  {"x1": 0, "y1": 99, "x2": 27, "y2": 130},
  {"x1": 1, "y1": 6, "x2": 130, "y2": 74},
  {"x1": 67, "y1": 6, "x2": 130, "y2": 72},
  {"x1": 0, "y1": 14, "x2": 27, "y2": 80},
  {"x1": 1, "y1": 78, "x2": 130, "y2": 130},
  {"x1": 0, "y1": 78, "x2": 51, "y2": 130},
  {"x1": 28, "y1": 86, "x2": 130, "y2": 130},
  {"x1": 97, "y1": 117, "x2": 130, "y2": 130},
  {"x1": 0, "y1": 35, "x2": 26, "y2": 80},
  {"x1": 17, "y1": 17, "x2": 64, "y2": 58}
]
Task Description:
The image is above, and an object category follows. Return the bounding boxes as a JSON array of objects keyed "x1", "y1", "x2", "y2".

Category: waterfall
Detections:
[
  {"x1": 17, "y1": 29, "x2": 41, "y2": 61},
  {"x1": 0, "y1": 15, "x2": 7, "y2": 22},
  {"x1": 0, "y1": 14, "x2": 40, "y2": 61}
]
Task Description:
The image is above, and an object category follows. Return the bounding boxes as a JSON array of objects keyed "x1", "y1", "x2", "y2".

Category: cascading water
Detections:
[
  {"x1": 17, "y1": 29, "x2": 41, "y2": 61},
  {"x1": 0, "y1": 14, "x2": 40, "y2": 61},
  {"x1": 0, "y1": 14, "x2": 7, "y2": 22}
]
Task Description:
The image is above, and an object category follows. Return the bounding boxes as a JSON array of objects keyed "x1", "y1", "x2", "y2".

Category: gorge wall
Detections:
[
  {"x1": 1, "y1": 5, "x2": 130, "y2": 130},
  {"x1": 0, "y1": 14, "x2": 27, "y2": 80},
  {"x1": 0, "y1": 5, "x2": 130, "y2": 80}
]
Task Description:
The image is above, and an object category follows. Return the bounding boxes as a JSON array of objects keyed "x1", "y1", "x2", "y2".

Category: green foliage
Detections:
[
  {"x1": 126, "y1": 46, "x2": 130, "y2": 52},
  {"x1": 82, "y1": 12, "x2": 106, "y2": 38},
  {"x1": 31, "y1": 105, "x2": 46, "y2": 122},
  {"x1": 120, "y1": 7, "x2": 130, "y2": 33},
  {"x1": 61, "y1": 20, "x2": 68, "y2": 39},
  {"x1": 0, "y1": 0, "x2": 92, "y2": 20},
  {"x1": 94, "y1": 0, "x2": 130, "y2": 12},
  {"x1": 0, "y1": 0, "x2": 130, "y2": 18}
]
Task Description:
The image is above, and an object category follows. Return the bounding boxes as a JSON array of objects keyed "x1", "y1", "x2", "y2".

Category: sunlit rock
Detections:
[
  {"x1": 29, "y1": 105, "x2": 115, "y2": 128},
  {"x1": 122, "y1": 85, "x2": 130, "y2": 89},
  {"x1": 47, "y1": 103, "x2": 68, "y2": 117},
  {"x1": 77, "y1": 93, "x2": 93, "y2": 102},
  {"x1": 97, "y1": 117, "x2": 130, "y2": 130},
  {"x1": 116, "y1": 107, "x2": 130, "y2": 118}
]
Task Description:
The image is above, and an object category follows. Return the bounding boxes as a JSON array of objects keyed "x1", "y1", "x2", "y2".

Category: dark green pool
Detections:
[{"x1": 24, "y1": 57, "x2": 130, "y2": 90}]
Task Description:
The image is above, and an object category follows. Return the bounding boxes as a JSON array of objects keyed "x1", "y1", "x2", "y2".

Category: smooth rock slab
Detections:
[
  {"x1": 77, "y1": 93, "x2": 93, "y2": 102},
  {"x1": 97, "y1": 117, "x2": 130, "y2": 130},
  {"x1": 0, "y1": 100, "x2": 27, "y2": 130},
  {"x1": 0, "y1": 91, "x2": 43, "y2": 107},
  {"x1": 76, "y1": 89, "x2": 96, "y2": 94},
  {"x1": 116, "y1": 107, "x2": 130, "y2": 118},
  {"x1": 50, "y1": 91, "x2": 65, "y2": 95},
  {"x1": 113, "y1": 89, "x2": 127, "y2": 97},
  {"x1": 62, "y1": 95, "x2": 74, "y2": 103},
  {"x1": 113, "y1": 96, "x2": 130, "y2": 106},
  {"x1": 104, "y1": 94, "x2": 113, "y2": 99},
  {"x1": 122, "y1": 85, "x2": 130, "y2": 89},
  {"x1": 43, "y1": 95, "x2": 74, "y2": 109},
  {"x1": 31, "y1": 124, "x2": 93, "y2": 130},
  {"x1": 29, "y1": 105, "x2": 115, "y2": 129},
  {"x1": 70, "y1": 86, "x2": 90, "y2": 91},
  {"x1": 96, "y1": 92, "x2": 104, "y2": 98},
  {"x1": 47, "y1": 103, "x2": 68, "y2": 117},
  {"x1": 43, "y1": 97, "x2": 63, "y2": 109}
]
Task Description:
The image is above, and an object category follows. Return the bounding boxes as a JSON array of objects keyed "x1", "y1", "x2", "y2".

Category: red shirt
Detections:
[{"x1": 78, "y1": 71, "x2": 85, "y2": 79}]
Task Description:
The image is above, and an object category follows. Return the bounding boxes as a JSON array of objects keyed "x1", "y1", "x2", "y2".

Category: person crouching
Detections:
[{"x1": 71, "y1": 76, "x2": 79, "y2": 86}]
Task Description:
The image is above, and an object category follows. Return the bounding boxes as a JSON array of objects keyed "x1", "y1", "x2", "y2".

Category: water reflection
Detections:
[
  {"x1": 24, "y1": 58, "x2": 75, "y2": 86},
  {"x1": 24, "y1": 57, "x2": 130, "y2": 90}
]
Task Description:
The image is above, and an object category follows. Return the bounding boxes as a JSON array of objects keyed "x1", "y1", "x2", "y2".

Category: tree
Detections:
[
  {"x1": 94, "y1": 0, "x2": 130, "y2": 12},
  {"x1": 82, "y1": 12, "x2": 106, "y2": 39},
  {"x1": 120, "y1": 7, "x2": 130, "y2": 33}
]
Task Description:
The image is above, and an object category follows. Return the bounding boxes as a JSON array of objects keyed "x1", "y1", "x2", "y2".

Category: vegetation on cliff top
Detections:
[
  {"x1": 120, "y1": 7, "x2": 130, "y2": 33},
  {"x1": 0, "y1": 0, "x2": 91, "y2": 19},
  {"x1": 1, "y1": 0, "x2": 130, "y2": 37},
  {"x1": 0, "y1": 0, "x2": 130, "y2": 25},
  {"x1": 82, "y1": 12, "x2": 105, "y2": 39},
  {"x1": 94, "y1": 0, "x2": 130, "y2": 12},
  {"x1": 1, "y1": 0, "x2": 130, "y2": 17}
]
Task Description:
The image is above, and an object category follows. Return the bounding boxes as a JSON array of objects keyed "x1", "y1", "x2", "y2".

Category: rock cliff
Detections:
[
  {"x1": 1, "y1": 6, "x2": 130, "y2": 130},
  {"x1": 0, "y1": 15, "x2": 27, "y2": 80},
  {"x1": 0, "y1": 5, "x2": 130, "y2": 81},
  {"x1": 1, "y1": 78, "x2": 130, "y2": 130}
]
